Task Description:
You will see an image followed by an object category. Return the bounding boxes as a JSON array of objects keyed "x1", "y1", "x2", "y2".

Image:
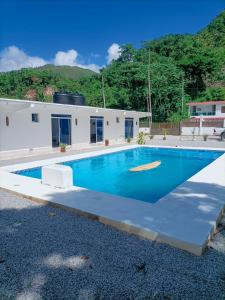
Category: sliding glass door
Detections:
[
  {"x1": 90, "y1": 116, "x2": 104, "y2": 143},
  {"x1": 125, "y1": 118, "x2": 134, "y2": 139},
  {"x1": 51, "y1": 114, "x2": 71, "y2": 147}
]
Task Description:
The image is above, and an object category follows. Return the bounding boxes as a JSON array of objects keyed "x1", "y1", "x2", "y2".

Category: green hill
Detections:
[
  {"x1": 37, "y1": 64, "x2": 96, "y2": 80},
  {"x1": 0, "y1": 64, "x2": 97, "y2": 101}
]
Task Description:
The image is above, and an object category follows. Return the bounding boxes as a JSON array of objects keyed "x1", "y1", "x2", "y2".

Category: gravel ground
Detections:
[{"x1": 0, "y1": 190, "x2": 225, "y2": 300}]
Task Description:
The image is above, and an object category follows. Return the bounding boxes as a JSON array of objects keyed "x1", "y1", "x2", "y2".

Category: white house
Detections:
[
  {"x1": 0, "y1": 98, "x2": 150, "y2": 158},
  {"x1": 181, "y1": 101, "x2": 225, "y2": 136},
  {"x1": 188, "y1": 101, "x2": 225, "y2": 118}
]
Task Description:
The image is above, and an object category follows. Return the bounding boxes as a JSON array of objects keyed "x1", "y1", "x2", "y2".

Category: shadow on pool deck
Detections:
[
  {"x1": 1, "y1": 185, "x2": 225, "y2": 299},
  {"x1": 29, "y1": 179, "x2": 225, "y2": 256}
]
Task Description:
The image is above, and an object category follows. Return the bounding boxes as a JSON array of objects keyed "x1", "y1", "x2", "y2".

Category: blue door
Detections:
[
  {"x1": 60, "y1": 118, "x2": 71, "y2": 145},
  {"x1": 51, "y1": 114, "x2": 71, "y2": 147},
  {"x1": 96, "y1": 118, "x2": 103, "y2": 142},
  {"x1": 125, "y1": 118, "x2": 134, "y2": 138}
]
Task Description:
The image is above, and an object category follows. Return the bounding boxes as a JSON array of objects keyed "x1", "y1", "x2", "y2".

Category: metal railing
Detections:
[{"x1": 191, "y1": 112, "x2": 216, "y2": 116}]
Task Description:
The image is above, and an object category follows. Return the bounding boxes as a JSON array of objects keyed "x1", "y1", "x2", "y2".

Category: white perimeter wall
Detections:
[
  {"x1": 181, "y1": 127, "x2": 216, "y2": 136},
  {"x1": 0, "y1": 104, "x2": 143, "y2": 153},
  {"x1": 181, "y1": 119, "x2": 225, "y2": 136}
]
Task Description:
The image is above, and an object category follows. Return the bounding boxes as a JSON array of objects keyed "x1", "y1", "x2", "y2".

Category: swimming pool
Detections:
[{"x1": 14, "y1": 147, "x2": 223, "y2": 203}]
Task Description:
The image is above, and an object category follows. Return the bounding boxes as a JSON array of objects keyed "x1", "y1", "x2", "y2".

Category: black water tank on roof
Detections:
[{"x1": 53, "y1": 92, "x2": 86, "y2": 106}]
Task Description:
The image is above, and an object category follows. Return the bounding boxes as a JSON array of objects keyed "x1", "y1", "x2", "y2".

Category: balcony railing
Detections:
[{"x1": 191, "y1": 112, "x2": 216, "y2": 116}]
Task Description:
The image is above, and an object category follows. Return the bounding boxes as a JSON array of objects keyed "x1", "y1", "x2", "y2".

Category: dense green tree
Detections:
[
  {"x1": 144, "y1": 35, "x2": 220, "y2": 98},
  {"x1": 195, "y1": 87, "x2": 225, "y2": 102},
  {"x1": 198, "y1": 10, "x2": 225, "y2": 48}
]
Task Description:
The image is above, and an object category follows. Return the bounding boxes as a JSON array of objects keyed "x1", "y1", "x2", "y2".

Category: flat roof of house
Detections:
[
  {"x1": 187, "y1": 101, "x2": 225, "y2": 106},
  {"x1": 0, "y1": 98, "x2": 150, "y2": 116}
]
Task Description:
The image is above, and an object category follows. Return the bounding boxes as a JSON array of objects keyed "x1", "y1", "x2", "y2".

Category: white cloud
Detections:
[
  {"x1": 0, "y1": 46, "x2": 106, "y2": 73},
  {"x1": 54, "y1": 49, "x2": 78, "y2": 66},
  {"x1": 107, "y1": 43, "x2": 121, "y2": 64},
  {"x1": 54, "y1": 49, "x2": 103, "y2": 72},
  {"x1": 79, "y1": 63, "x2": 102, "y2": 73},
  {"x1": 0, "y1": 46, "x2": 47, "y2": 72}
]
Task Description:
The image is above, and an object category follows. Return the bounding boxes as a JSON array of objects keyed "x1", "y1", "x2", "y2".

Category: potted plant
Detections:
[
  {"x1": 137, "y1": 132, "x2": 145, "y2": 144},
  {"x1": 162, "y1": 129, "x2": 168, "y2": 140},
  {"x1": 60, "y1": 143, "x2": 67, "y2": 152},
  {"x1": 127, "y1": 136, "x2": 131, "y2": 143},
  {"x1": 203, "y1": 134, "x2": 208, "y2": 141}
]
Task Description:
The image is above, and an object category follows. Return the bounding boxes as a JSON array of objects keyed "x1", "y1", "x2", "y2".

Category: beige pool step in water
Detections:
[{"x1": 129, "y1": 160, "x2": 161, "y2": 172}]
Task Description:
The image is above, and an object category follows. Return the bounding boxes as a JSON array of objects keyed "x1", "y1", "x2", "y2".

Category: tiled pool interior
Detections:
[{"x1": 14, "y1": 147, "x2": 223, "y2": 203}]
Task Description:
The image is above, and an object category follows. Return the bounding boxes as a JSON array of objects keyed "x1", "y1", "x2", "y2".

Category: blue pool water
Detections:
[{"x1": 15, "y1": 147, "x2": 223, "y2": 203}]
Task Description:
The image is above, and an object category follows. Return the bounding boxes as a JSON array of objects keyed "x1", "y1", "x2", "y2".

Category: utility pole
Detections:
[
  {"x1": 147, "y1": 48, "x2": 152, "y2": 133},
  {"x1": 181, "y1": 73, "x2": 184, "y2": 114},
  {"x1": 102, "y1": 73, "x2": 106, "y2": 108}
]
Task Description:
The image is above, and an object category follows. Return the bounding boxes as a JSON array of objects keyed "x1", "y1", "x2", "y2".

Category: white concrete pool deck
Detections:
[{"x1": 0, "y1": 145, "x2": 225, "y2": 255}]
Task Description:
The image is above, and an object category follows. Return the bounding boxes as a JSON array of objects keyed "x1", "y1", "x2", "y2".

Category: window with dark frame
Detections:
[
  {"x1": 32, "y1": 113, "x2": 39, "y2": 123},
  {"x1": 221, "y1": 106, "x2": 225, "y2": 113},
  {"x1": 192, "y1": 106, "x2": 196, "y2": 114}
]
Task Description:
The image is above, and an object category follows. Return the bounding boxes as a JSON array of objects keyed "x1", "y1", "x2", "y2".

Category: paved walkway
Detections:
[
  {"x1": 0, "y1": 144, "x2": 126, "y2": 167},
  {"x1": 0, "y1": 136, "x2": 224, "y2": 167},
  {"x1": 146, "y1": 135, "x2": 225, "y2": 149},
  {"x1": 0, "y1": 189, "x2": 225, "y2": 299}
]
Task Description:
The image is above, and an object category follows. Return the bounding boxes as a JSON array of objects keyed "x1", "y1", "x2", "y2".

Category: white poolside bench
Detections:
[{"x1": 42, "y1": 164, "x2": 73, "y2": 189}]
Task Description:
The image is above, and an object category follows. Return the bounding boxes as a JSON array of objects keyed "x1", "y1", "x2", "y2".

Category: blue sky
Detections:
[{"x1": 0, "y1": 0, "x2": 224, "y2": 72}]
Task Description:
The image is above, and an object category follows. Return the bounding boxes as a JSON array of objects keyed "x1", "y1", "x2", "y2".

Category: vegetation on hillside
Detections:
[
  {"x1": 0, "y1": 11, "x2": 224, "y2": 121},
  {"x1": 38, "y1": 64, "x2": 95, "y2": 80},
  {"x1": 0, "y1": 66, "x2": 90, "y2": 102}
]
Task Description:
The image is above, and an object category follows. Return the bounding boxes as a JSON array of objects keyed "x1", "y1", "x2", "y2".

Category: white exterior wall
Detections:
[
  {"x1": 70, "y1": 108, "x2": 140, "y2": 147},
  {"x1": 0, "y1": 99, "x2": 146, "y2": 155},
  {"x1": 139, "y1": 127, "x2": 150, "y2": 134},
  {"x1": 215, "y1": 104, "x2": 225, "y2": 117},
  {"x1": 0, "y1": 107, "x2": 52, "y2": 152}
]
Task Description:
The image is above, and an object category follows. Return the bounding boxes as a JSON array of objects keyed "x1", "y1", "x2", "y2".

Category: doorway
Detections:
[
  {"x1": 125, "y1": 118, "x2": 134, "y2": 139},
  {"x1": 90, "y1": 116, "x2": 104, "y2": 143},
  {"x1": 51, "y1": 114, "x2": 71, "y2": 147}
]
